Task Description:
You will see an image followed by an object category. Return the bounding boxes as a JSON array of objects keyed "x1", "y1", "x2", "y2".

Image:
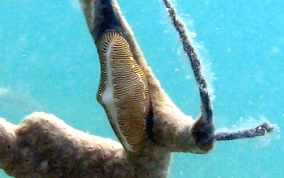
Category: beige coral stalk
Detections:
[
  {"x1": 80, "y1": 0, "x2": 214, "y2": 154},
  {"x1": 0, "y1": 112, "x2": 172, "y2": 177}
]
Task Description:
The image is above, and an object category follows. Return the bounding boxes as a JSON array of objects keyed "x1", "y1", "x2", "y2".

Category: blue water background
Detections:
[{"x1": 0, "y1": 0, "x2": 283, "y2": 177}]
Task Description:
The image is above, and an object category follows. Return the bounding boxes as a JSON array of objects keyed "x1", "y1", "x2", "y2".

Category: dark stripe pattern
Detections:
[{"x1": 96, "y1": 32, "x2": 150, "y2": 153}]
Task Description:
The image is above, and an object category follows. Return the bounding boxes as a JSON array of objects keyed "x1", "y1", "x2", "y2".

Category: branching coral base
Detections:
[{"x1": 0, "y1": 112, "x2": 171, "y2": 178}]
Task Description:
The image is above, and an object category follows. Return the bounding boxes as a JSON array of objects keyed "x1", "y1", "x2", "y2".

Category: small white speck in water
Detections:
[
  {"x1": 185, "y1": 75, "x2": 191, "y2": 80},
  {"x1": 0, "y1": 88, "x2": 9, "y2": 95}
]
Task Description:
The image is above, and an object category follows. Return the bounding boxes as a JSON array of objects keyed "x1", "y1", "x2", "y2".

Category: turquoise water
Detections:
[{"x1": 0, "y1": 0, "x2": 283, "y2": 177}]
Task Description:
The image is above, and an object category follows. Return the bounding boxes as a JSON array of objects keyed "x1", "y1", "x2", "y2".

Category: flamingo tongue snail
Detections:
[{"x1": 96, "y1": 32, "x2": 150, "y2": 153}]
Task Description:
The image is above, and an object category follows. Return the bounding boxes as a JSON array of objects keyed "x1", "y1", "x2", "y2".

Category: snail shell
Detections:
[{"x1": 96, "y1": 32, "x2": 150, "y2": 153}]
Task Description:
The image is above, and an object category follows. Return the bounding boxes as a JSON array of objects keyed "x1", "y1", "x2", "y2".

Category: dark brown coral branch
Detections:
[
  {"x1": 215, "y1": 123, "x2": 274, "y2": 141},
  {"x1": 162, "y1": 0, "x2": 214, "y2": 150},
  {"x1": 161, "y1": 0, "x2": 273, "y2": 142}
]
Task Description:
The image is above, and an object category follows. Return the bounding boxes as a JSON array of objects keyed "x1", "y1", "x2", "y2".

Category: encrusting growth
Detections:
[{"x1": 0, "y1": 0, "x2": 274, "y2": 177}]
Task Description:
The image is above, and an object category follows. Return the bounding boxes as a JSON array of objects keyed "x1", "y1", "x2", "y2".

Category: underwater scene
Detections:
[{"x1": 0, "y1": 0, "x2": 283, "y2": 177}]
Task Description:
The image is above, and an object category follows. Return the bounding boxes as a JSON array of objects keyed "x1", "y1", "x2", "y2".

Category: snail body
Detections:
[{"x1": 96, "y1": 32, "x2": 150, "y2": 153}]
